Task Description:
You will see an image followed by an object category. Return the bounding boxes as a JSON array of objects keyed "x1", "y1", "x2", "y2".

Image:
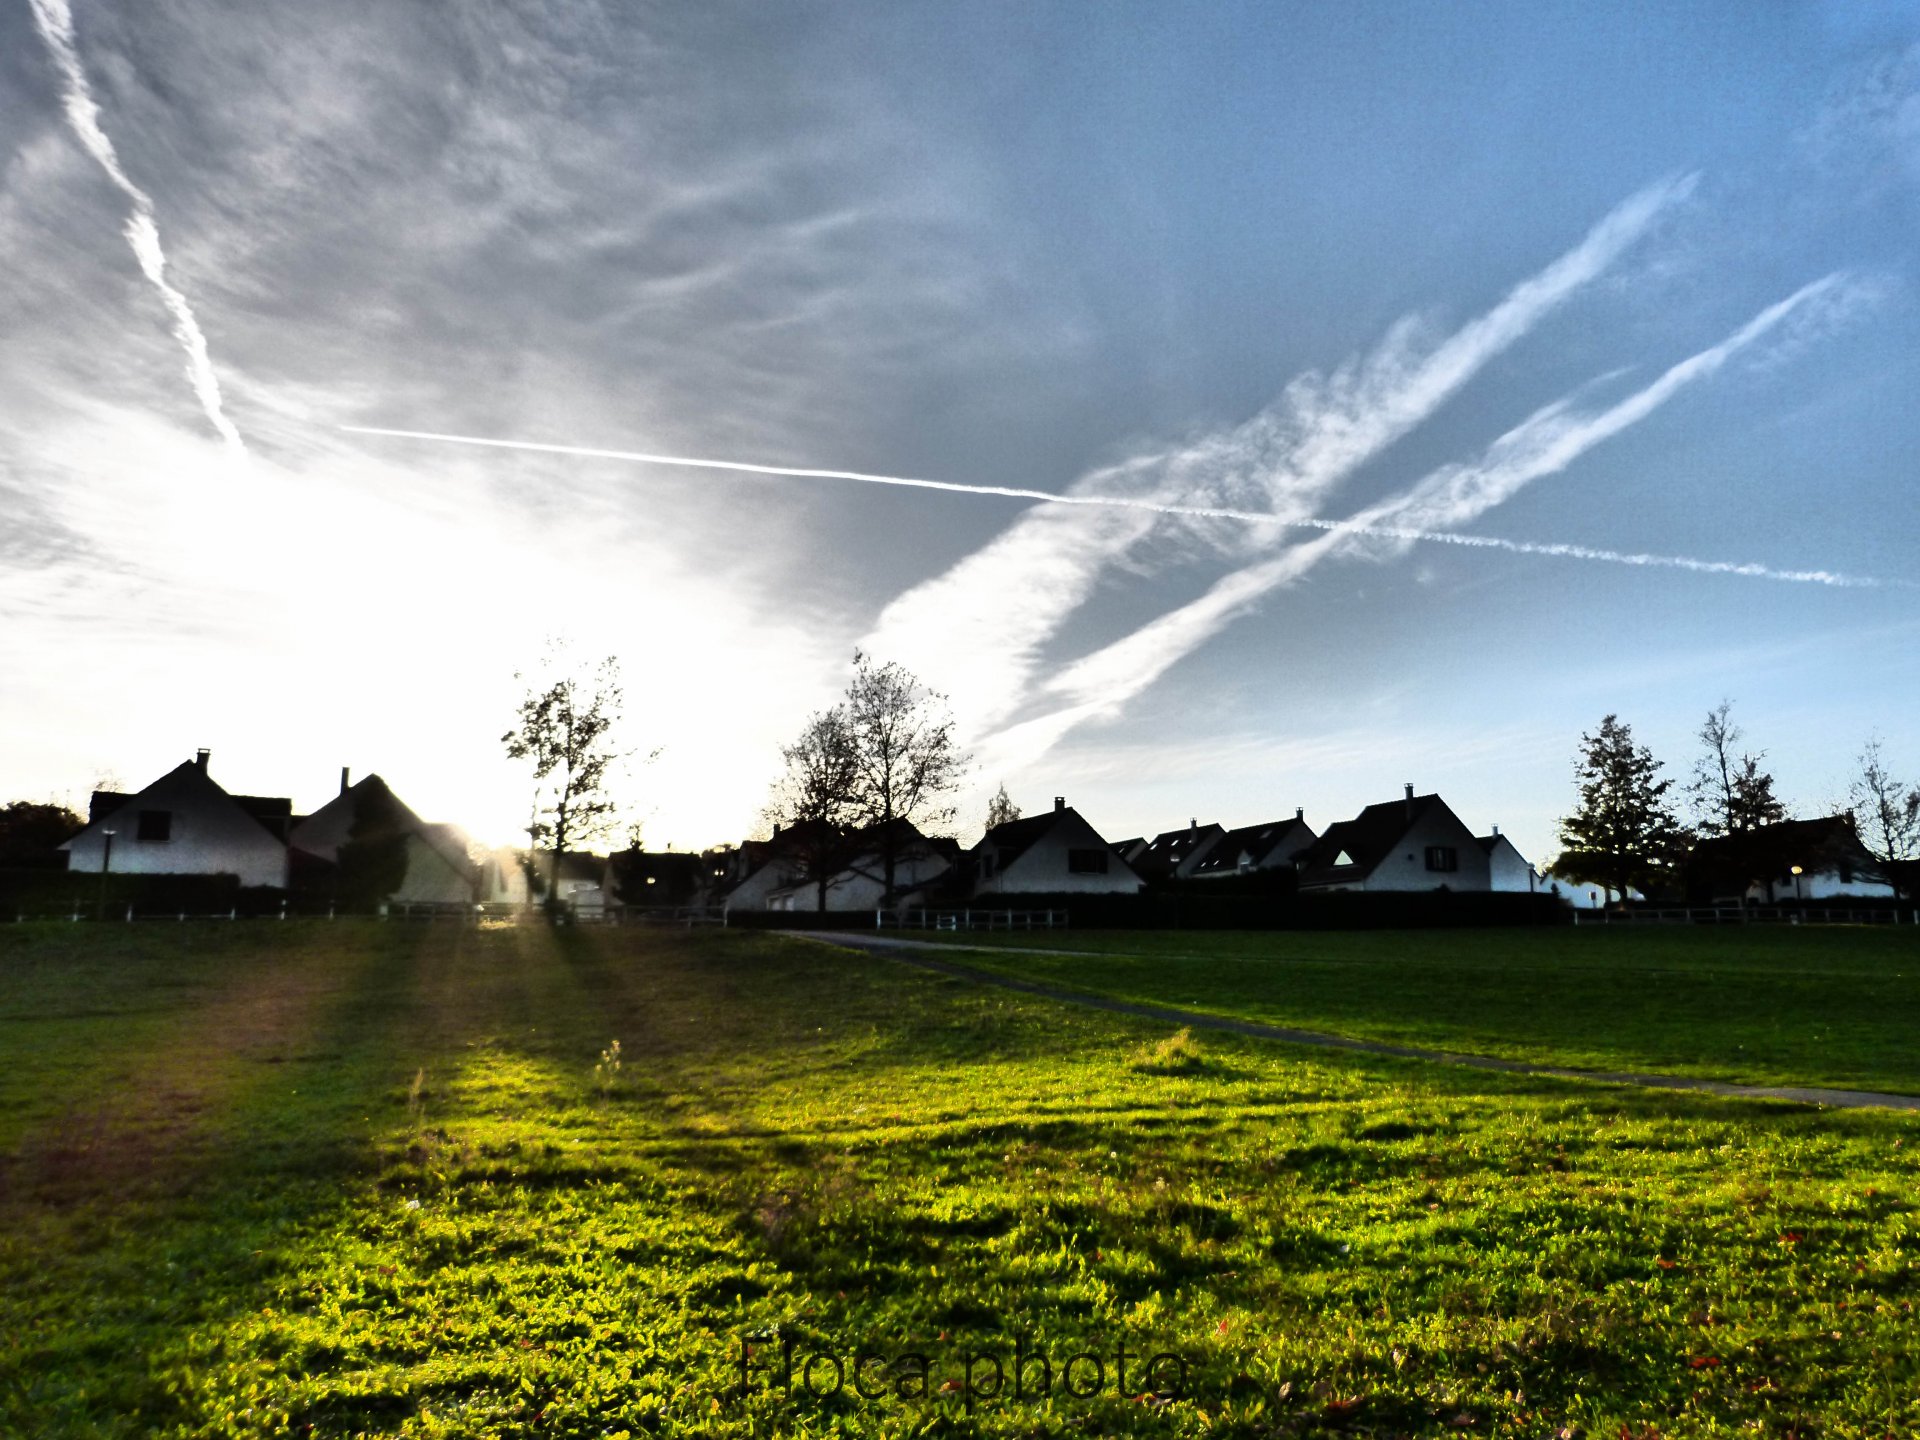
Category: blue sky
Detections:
[{"x1": 4, "y1": 1, "x2": 1916, "y2": 864}]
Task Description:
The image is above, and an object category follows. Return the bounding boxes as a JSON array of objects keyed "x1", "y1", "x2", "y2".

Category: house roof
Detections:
[
  {"x1": 979, "y1": 807, "x2": 1074, "y2": 871},
  {"x1": 549, "y1": 851, "x2": 607, "y2": 883},
  {"x1": 75, "y1": 760, "x2": 292, "y2": 846},
  {"x1": 1144, "y1": 823, "x2": 1224, "y2": 866},
  {"x1": 1688, "y1": 814, "x2": 1871, "y2": 873},
  {"x1": 1294, "y1": 793, "x2": 1449, "y2": 881},
  {"x1": 1190, "y1": 817, "x2": 1310, "y2": 876},
  {"x1": 288, "y1": 775, "x2": 433, "y2": 862}
]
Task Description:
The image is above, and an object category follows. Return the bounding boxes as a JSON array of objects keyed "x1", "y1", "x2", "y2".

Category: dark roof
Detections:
[
  {"x1": 231, "y1": 795, "x2": 293, "y2": 840},
  {"x1": 981, "y1": 807, "x2": 1076, "y2": 872},
  {"x1": 1691, "y1": 814, "x2": 1862, "y2": 860},
  {"x1": 1687, "y1": 815, "x2": 1874, "y2": 885},
  {"x1": 86, "y1": 761, "x2": 291, "y2": 842},
  {"x1": 1295, "y1": 793, "x2": 1447, "y2": 880},
  {"x1": 550, "y1": 851, "x2": 607, "y2": 882},
  {"x1": 1191, "y1": 818, "x2": 1310, "y2": 876},
  {"x1": 1145, "y1": 824, "x2": 1223, "y2": 865}
]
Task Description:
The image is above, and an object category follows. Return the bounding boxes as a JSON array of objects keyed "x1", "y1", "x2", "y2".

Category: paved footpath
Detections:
[{"x1": 797, "y1": 931, "x2": 1920, "y2": 1114}]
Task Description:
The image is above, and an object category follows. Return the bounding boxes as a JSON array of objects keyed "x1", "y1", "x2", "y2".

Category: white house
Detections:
[
  {"x1": 479, "y1": 849, "x2": 534, "y2": 907},
  {"x1": 1295, "y1": 786, "x2": 1492, "y2": 893},
  {"x1": 1476, "y1": 829, "x2": 1541, "y2": 892},
  {"x1": 548, "y1": 853, "x2": 608, "y2": 918},
  {"x1": 972, "y1": 798, "x2": 1144, "y2": 896},
  {"x1": 61, "y1": 750, "x2": 290, "y2": 889},
  {"x1": 1688, "y1": 814, "x2": 1896, "y2": 904},
  {"x1": 1190, "y1": 810, "x2": 1317, "y2": 880},
  {"x1": 767, "y1": 822, "x2": 959, "y2": 912},
  {"x1": 288, "y1": 772, "x2": 477, "y2": 904},
  {"x1": 722, "y1": 820, "x2": 844, "y2": 914}
]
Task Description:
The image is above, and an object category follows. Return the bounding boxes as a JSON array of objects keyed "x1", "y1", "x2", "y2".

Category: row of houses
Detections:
[
  {"x1": 53, "y1": 753, "x2": 1900, "y2": 915},
  {"x1": 57, "y1": 750, "x2": 527, "y2": 907},
  {"x1": 718, "y1": 786, "x2": 1547, "y2": 915}
]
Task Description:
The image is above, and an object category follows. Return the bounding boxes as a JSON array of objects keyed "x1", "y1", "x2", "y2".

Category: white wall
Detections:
[
  {"x1": 1358, "y1": 804, "x2": 1491, "y2": 892},
  {"x1": 770, "y1": 849, "x2": 953, "y2": 912},
  {"x1": 394, "y1": 835, "x2": 477, "y2": 904},
  {"x1": 64, "y1": 764, "x2": 286, "y2": 889},
  {"x1": 1484, "y1": 835, "x2": 1538, "y2": 892},
  {"x1": 977, "y1": 810, "x2": 1143, "y2": 896}
]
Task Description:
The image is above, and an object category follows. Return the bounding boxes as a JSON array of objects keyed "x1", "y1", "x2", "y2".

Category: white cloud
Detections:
[
  {"x1": 864, "y1": 175, "x2": 1696, "y2": 744},
  {"x1": 1012, "y1": 272, "x2": 1862, "y2": 754}
]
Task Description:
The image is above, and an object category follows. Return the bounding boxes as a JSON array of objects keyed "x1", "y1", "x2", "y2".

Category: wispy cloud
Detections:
[
  {"x1": 862, "y1": 175, "x2": 1696, "y2": 737},
  {"x1": 1002, "y1": 273, "x2": 1865, "y2": 769},
  {"x1": 27, "y1": 0, "x2": 245, "y2": 452}
]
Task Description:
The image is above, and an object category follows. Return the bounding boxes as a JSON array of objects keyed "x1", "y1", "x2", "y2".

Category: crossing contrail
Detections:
[
  {"x1": 29, "y1": 0, "x2": 244, "y2": 452},
  {"x1": 339, "y1": 423, "x2": 1906, "y2": 590}
]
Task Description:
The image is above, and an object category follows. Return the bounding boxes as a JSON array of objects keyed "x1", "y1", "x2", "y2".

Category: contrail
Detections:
[
  {"x1": 29, "y1": 0, "x2": 244, "y2": 452},
  {"x1": 341, "y1": 423, "x2": 1905, "y2": 590}
]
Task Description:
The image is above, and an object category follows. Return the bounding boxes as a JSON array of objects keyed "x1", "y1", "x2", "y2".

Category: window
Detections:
[
  {"x1": 137, "y1": 809, "x2": 172, "y2": 842},
  {"x1": 1066, "y1": 847, "x2": 1110, "y2": 875},
  {"x1": 1839, "y1": 861, "x2": 1853, "y2": 884},
  {"x1": 1424, "y1": 845, "x2": 1457, "y2": 873}
]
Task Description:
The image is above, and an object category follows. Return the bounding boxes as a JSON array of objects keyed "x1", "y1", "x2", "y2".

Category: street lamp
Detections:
[
  {"x1": 98, "y1": 828, "x2": 116, "y2": 920},
  {"x1": 1790, "y1": 864, "x2": 1804, "y2": 906}
]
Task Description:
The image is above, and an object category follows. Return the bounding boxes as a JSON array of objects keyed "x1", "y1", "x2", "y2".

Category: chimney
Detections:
[
  {"x1": 1404, "y1": 782, "x2": 1414, "y2": 821},
  {"x1": 1054, "y1": 796, "x2": 1065, "y2": 812},
  {"x1": 339, "y1": 766, "x2": 351, "y2": 796},
  {"x1": 1492, "y1": 824, "x2": 1501, "y2": 837},
  {"x1": 1295, "y1": 806, "x2": 1304, "y2": 821},
  {"x1": 195, "y1": 748, "x2": 211, "y2": 773}
]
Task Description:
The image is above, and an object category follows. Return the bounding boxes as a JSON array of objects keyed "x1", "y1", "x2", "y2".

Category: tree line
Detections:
[{"x1": 1553, "y1": 701, "x2": 1919, "y2": 903}]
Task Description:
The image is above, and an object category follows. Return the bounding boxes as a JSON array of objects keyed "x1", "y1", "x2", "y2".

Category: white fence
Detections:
[
  {"x1": 891, "y1": 907, "x2": 1069, "y2": 932},
  {"x1": 1574, "y1": 906, "x2": 1914, "y2": 926}
]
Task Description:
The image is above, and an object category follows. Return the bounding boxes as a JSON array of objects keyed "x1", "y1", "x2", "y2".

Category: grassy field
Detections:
[
  {"x1": 910, "y1": 926, "x2": 1920, "y2": 1096},
  {"x1": 0, "y1": 922, "x2": 1916, "y2": 1439}
]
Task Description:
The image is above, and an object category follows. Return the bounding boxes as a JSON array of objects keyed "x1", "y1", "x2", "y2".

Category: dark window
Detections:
[
  {"x1": 1424, "y1": 845, "x2": 1457, "y2": 873},
  {"x1": 136, "y1": 809, "x2": 172, "y2": 842},
  {"x1": 1066, "y1": 847, "x2": 1110, "y2": 875},
  {"x1": 1839, "y1": 861, "x2": 1853, "y2": 884}
]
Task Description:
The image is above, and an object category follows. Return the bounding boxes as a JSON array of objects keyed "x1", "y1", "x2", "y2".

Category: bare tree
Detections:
[
  {"x1": 1850, "y1": 737, "x2": 1920, "y2": 898},
  {"x1": 1688, "y1": 699, "x2": 1786, "y2": 837},
  {"x1": 845, "y1": 650, "x2": 971, "y2": 893},
  {"x1": 764, "y1": 706, "x2": 860, "y2": 910},
  {"x1": 503, "y1": 650, "x2": 627, "y2": 915},
  {"x1": 985, "y1": 783, "x2": 1021, "y2": 833}
]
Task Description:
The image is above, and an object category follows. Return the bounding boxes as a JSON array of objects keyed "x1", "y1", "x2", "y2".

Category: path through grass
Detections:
[{"x1": 905, "y1": 926, "x2": 1920, "y2": 1095}]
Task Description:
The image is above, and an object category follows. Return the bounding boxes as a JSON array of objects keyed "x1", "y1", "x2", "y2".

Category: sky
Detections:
[{"x1": 4, "y1": 1, "x2": 1918, "y2": 867}]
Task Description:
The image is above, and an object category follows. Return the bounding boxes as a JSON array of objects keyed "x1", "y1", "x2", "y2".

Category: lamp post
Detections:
[
  {"x1": 98, "y1": 828, "x2": 116, "y2": 920},
  {"x1": 1791, "y1": 864, "x2": 1804, "y2": 906}
]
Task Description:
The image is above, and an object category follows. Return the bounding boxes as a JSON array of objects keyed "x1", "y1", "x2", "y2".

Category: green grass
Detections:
[
  {"x1": 907, "y1": 926, "x2": 1920, "y2": 1095},
  {"x1": 0, "y1": 921, "x2": 1916, "y2": 1438}
]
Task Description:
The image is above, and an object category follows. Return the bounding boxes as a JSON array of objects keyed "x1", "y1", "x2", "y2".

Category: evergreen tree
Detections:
[{"x1": 1556, "y1": 714, "x2": 1690, "y2": 903}]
